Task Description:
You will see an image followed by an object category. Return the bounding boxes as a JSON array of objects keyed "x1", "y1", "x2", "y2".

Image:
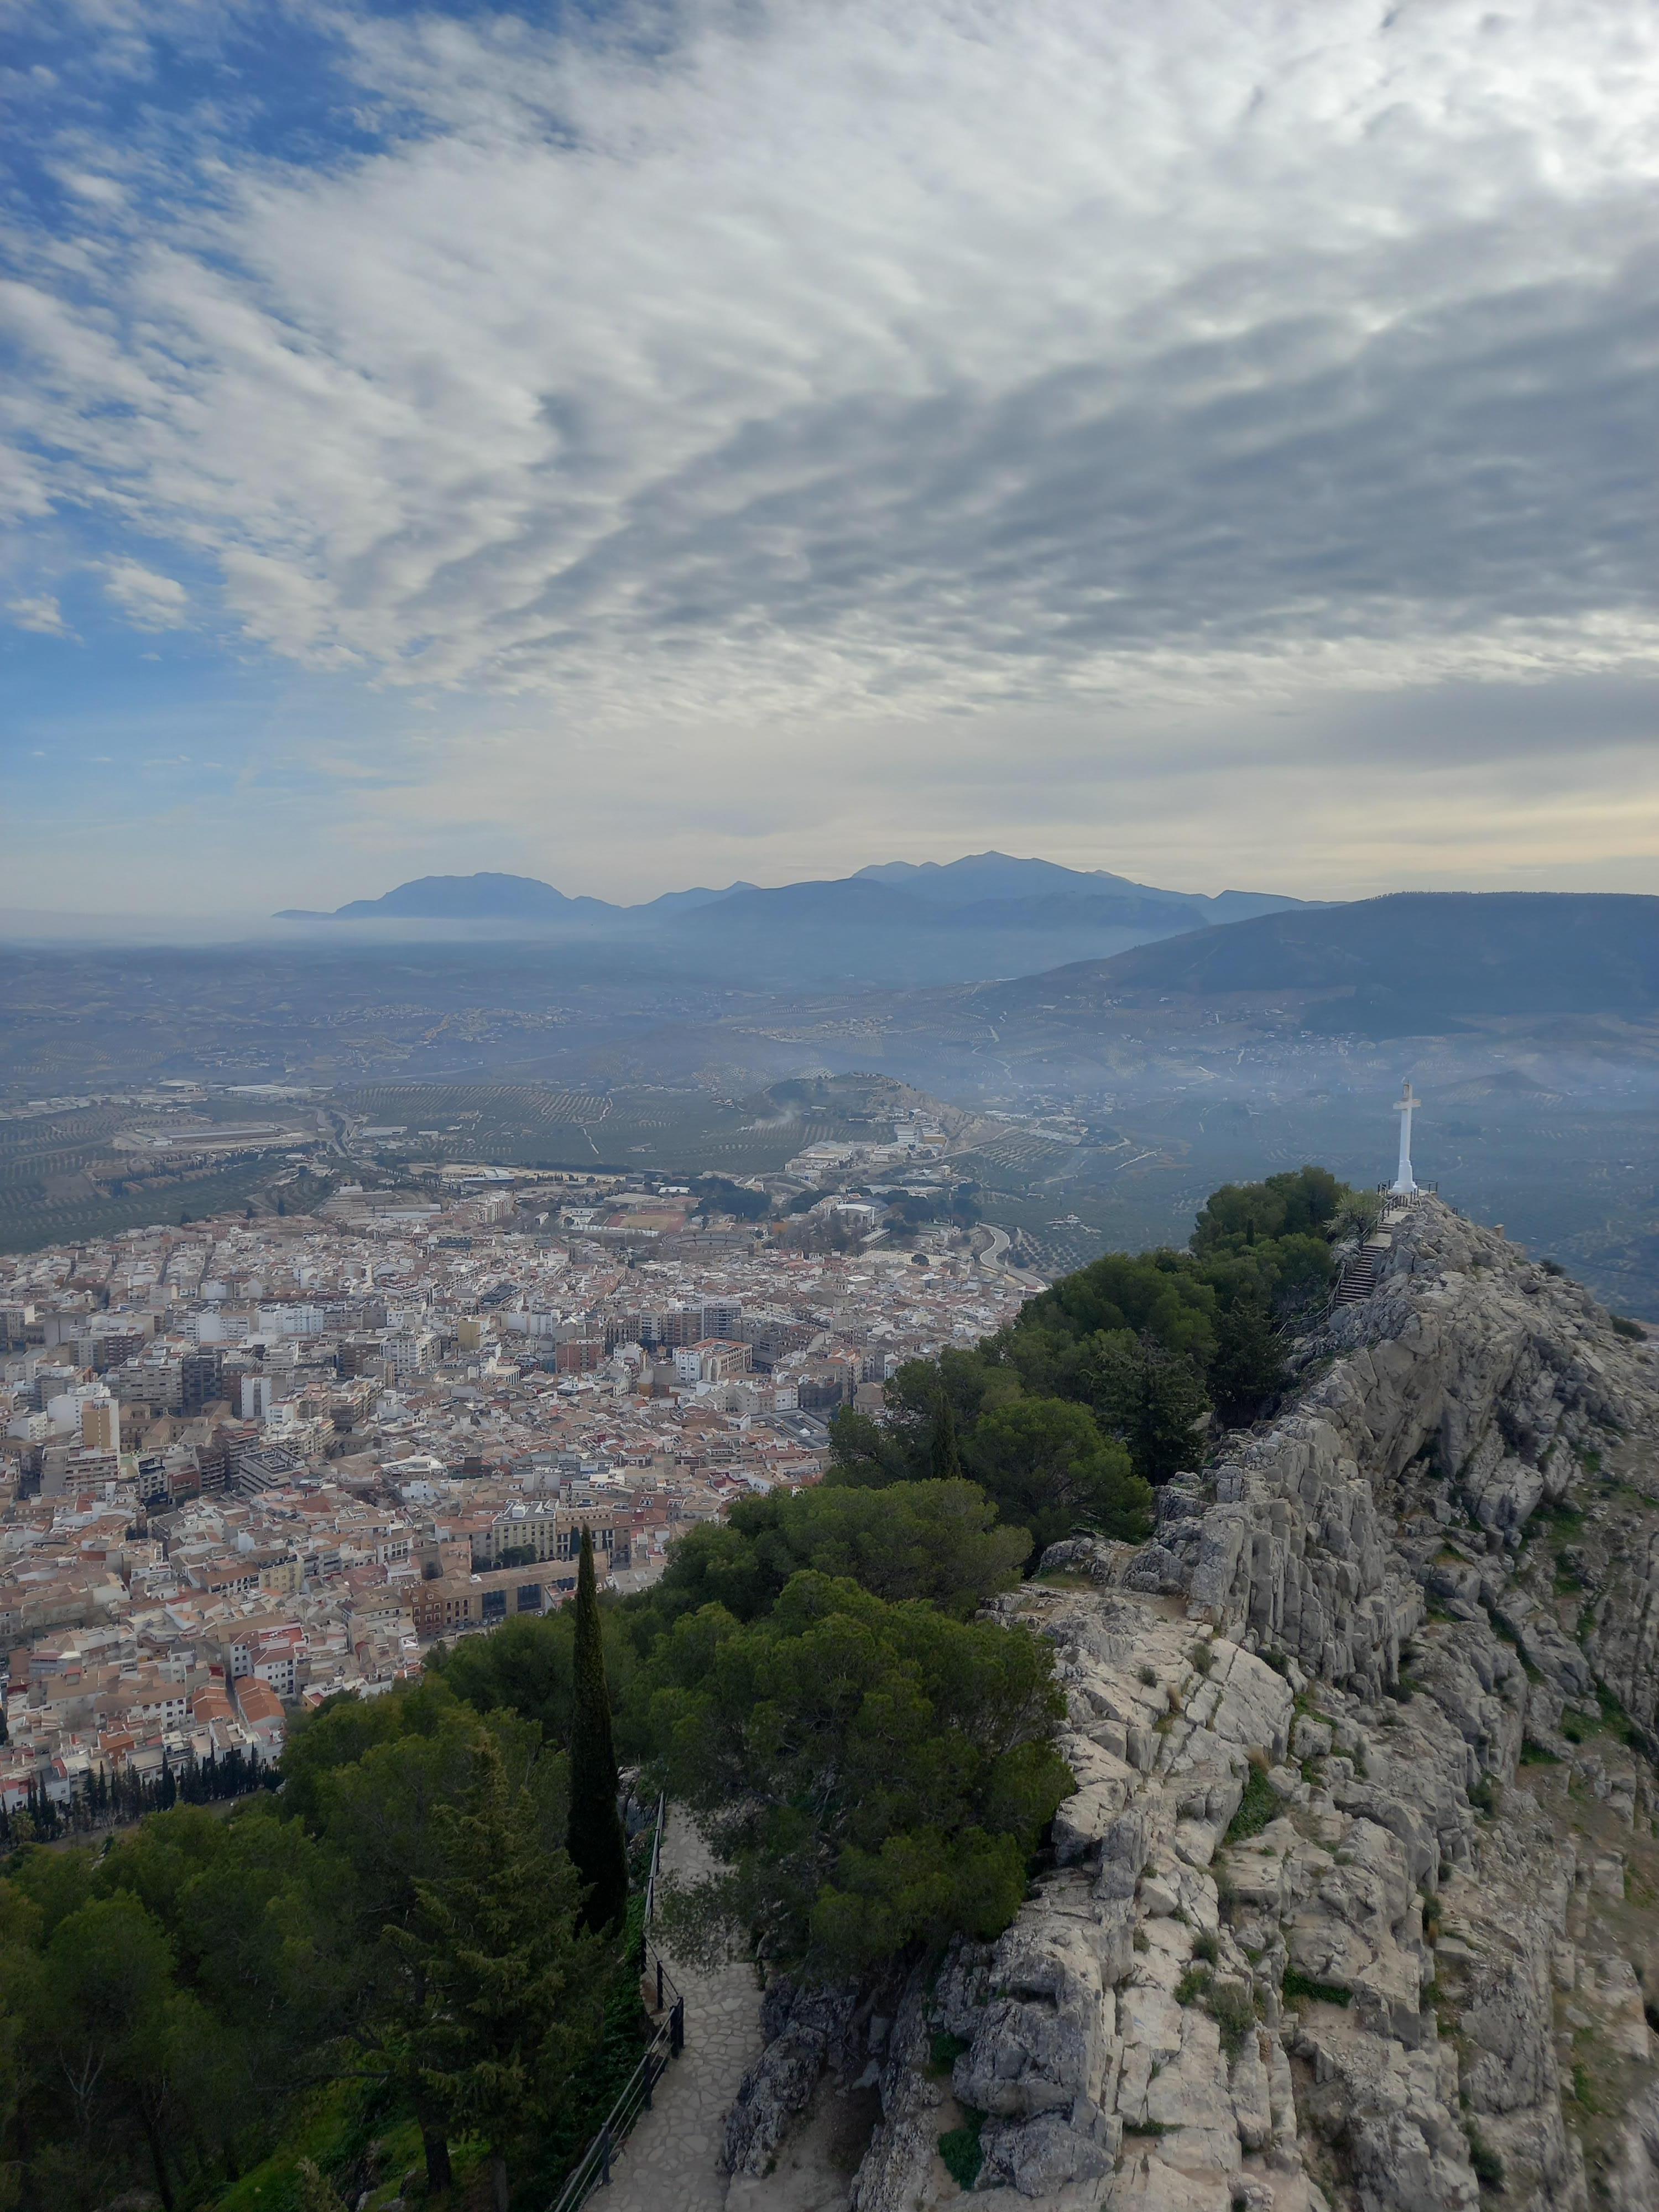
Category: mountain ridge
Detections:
[{"x1": 276, "y1": 852, "x2": 1303, "y2": 928}]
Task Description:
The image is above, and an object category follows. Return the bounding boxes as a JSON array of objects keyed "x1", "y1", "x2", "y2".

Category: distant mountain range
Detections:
[{"x1": 276, "y1": 854, "x2": 1305, "y2": 987}]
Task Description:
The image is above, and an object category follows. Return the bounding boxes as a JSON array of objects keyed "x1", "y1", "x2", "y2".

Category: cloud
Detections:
[
  {"x1": 8, "y1": 593, "x2": 70, "y2": 635},
  {"x1": 2, "y1": 0, "x2": 1657, "y2": 739},
  {"x1": 101, "y1": 560, "x2": 189, "y2": 628}
]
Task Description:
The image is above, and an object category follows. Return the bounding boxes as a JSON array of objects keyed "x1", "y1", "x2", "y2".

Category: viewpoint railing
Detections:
[{"x1": 549, "y1": 1795, "x2": 685, "y2": 2212}]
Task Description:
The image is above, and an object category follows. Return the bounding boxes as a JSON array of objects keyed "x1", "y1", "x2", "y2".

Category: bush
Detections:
[
  {"x1": 1282, "y1": 1967, "x2": 1352, "y2": 2008},
  {"x1": 1207, "y1": 1980, "x2": 1258, "y2": 2060},
  {"x1": 929, "y1": 2031, "x2": 969, "y2": 2076},
  {"x1": 938, "y1": 2111, "x2": 985, "y2": 2189},
  {"x1": 1223, "y1": 1766, "x2": 1281, "y2": 1845},
  {"x1": 1466, "y1": 2126, "x2": 1505, "y2": 2190},
  {"x1": 1610, "y1": 1314, "x2": 1645, "y2": 1340}
]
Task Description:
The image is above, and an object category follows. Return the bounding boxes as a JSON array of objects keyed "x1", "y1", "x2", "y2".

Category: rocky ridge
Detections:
[{"x1": 727, "y1": 1198, "x2": 1659, "y2": 2210}]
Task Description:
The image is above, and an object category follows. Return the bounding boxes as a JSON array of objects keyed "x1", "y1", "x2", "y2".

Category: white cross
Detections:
[{"x1": 1391, "y1": 1081, "x2": 1418, "y2": 1197}]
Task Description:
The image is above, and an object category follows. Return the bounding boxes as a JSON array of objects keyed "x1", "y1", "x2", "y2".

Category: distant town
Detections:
[{"x1": 0, "y1": 1101, "x2": 1039, "y2": 1828}]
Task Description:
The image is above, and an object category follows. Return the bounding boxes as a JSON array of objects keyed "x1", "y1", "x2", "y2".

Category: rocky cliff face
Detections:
[{"x1": 734, "y1": 1199, "x2": 1659, "y2": 2211}]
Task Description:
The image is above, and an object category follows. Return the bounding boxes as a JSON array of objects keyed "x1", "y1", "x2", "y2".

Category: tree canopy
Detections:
[{"x1": 638, "y1": 1572, "x2": 1071, "y2": 1975}]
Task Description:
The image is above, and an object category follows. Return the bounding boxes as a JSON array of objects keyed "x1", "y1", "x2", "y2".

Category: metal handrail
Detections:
[
  {"x1": 642, "y1": 1790, "x2": 666, "y2": 1929},
  {"x1": 549, "y1": 1796, "x2": 685, "y2": 2212}
]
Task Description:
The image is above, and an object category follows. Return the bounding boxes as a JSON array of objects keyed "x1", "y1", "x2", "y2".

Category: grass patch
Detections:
[
  {"x1": 1121, "y1": 2119, "x2": 1170, "y2": 2138},
  {"x1": 1468, "y1": 1774, "x2": 1499, "y2": 1817},
  {"x1": 938, "y1": 2110, "x2": 985, "y2": 2190},
  {"x1": 1597, "y1": 1684, "x2": 1636, "y2": 1744},
  {"x1": 1223, "y1": 1765, "x2": 1282, "y2": 1845},
  {"x1": 1533, "y1": 1497, "x2": 1584, "y2": 1541},
  {"x1": 1190, "y1": 1642, "x2": 1215, "y2": 1676},
  {"x1": 1282, "y1": 1968, "x2": 1352, "y2": 2008},
  {"x1": 1569, "y1": 2060, "x2": 1603, "y2": 2115},
  {"x1": 1175, "y1": 1966, "x2": 1211, "y2": 2007},
  {"x1": 1208, "y1": 1980, "x2": 1259, "y2": 2061},
  {"x1": 1519, "y1": 1739, "x2": 1561, "y2": 1765},
  {"x1": 1191, "y1": 1931, "x2": 1220, "y2": 1965}
]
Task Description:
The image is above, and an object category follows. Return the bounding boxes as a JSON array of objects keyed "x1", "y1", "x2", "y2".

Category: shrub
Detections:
[
  {"x1": 1192, "y1": 1931, "x2": 1220, "y2": 1965},
  {"x1": 929, "y1": 2031, "x2": 969, "y2": 2077},
  {"x1": 1610, "y1": 1314, "x2": 1645, "y2": 1340},
  {"x1": 938, "y1": 2110, "x2": 985, "y2": 2189},
  {"x1": 1223, "y1": 1765, "x2": 1281, "y2": 1845},
  {"x1": 1465, "y1": 2127, "x2": 1504, "y2": 2190},
  {"x1": 1282, "y1": 1967, "x2": 1352, "y2": 2008},
  {"x1": 1207, "y1": 1980, "x2": 1258, "y2": 2062}
]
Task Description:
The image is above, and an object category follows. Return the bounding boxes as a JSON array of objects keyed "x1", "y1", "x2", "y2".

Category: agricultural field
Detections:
[
  {"x1": 333, "y1": 1072, "x2": 961, "y2": 1181},
  {"x1": 0, "y1": 1097, "x2": 333, "y2": 1255}
]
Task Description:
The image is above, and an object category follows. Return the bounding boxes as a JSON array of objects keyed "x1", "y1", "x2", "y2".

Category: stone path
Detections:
[{"x1": 601, "y1": 1812, "x2": 765, "y2": 2211}]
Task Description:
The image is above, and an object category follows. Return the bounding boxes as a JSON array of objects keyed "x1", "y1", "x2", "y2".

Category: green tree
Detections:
[
  {"x1": 1208, "y1": 1296, "x2": 1288, "y2": 1424},
  {"x1": 929, "y1": 1388, "x2": 964, "y2": 1481},
  {"x1": 967, "y1": 1397, "x2": 1152, "y2": 1556},
  {"x1": 34, "y1": 1894, "x2": 206, "y2": 2210},
  {"x1": 568, "y1": 1529, "x2": 628, "y2": 1933},
  {"x1": 425, "y1": 1605, "x2": 638, "y2": 1744},
  {"x1": 641, "y1": 1572, "x2": 1072, "y2": 1976},
  {"x1": 824, "y1": 1405, "x2": 919, "y2": 1489},
  {"x1": 1024, "y1": 1251, "x2": 1217, "y2": 1366},
  {"x1": 282, "y1": 1686, "x2": 570, "y2": 2194},
  {"x1": 649, "y1": 1479, "x2": 1028, "y2": 1625},
  {"x1": 396, "y1": 1740, "x2": 604, "y2": 2212}
]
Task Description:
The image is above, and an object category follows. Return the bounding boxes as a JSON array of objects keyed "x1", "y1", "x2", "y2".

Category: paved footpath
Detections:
[{"x1": 601, "y1": 1812, "x2": 766, "y2": 2211}]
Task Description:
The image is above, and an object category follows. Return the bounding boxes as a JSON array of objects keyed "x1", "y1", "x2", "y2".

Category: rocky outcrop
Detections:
[{"x1": 833, "y1": 1202, "x2": 1659, "y2": 2211}]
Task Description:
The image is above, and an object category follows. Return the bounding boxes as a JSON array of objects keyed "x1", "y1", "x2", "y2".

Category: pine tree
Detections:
[
  {"x1": 929, "y1": 1385, "x2": 963, "y2": 1482},
  {"x1": 567, "y1": 1527, "x2": 628, "y2": 1933},
  {"x1": 400, "y1": 1738, "x2": 603, "y2": 2212}
]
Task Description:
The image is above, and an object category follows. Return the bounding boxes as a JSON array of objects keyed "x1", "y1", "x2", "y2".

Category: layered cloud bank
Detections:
[{"x1": 4, "y1": 0, "x2": 1659, "y2": 906}]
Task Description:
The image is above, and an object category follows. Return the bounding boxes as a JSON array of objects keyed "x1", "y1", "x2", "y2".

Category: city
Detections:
[{"x1": 0, "y1": 1145, "x2": 1034, "y2": 1825}]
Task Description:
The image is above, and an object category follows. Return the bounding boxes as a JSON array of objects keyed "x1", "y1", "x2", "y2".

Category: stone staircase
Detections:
[{"x1": 1332, "y1": 1227, "x2": 1392, "y2": 1306}]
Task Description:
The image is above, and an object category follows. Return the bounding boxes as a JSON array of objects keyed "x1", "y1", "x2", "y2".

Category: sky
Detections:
[{"x1": 4, "y1": 0, "x2": 1659, "y2": 920}]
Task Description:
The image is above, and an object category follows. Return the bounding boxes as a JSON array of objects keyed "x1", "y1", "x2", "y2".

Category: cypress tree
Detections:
[
  {"x1": 930, "y1": 1386, "x2": 963, "y2": 1482},
  {"x1": 567, "y1": 1527, "x2": 628, "y2": 1932}
]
